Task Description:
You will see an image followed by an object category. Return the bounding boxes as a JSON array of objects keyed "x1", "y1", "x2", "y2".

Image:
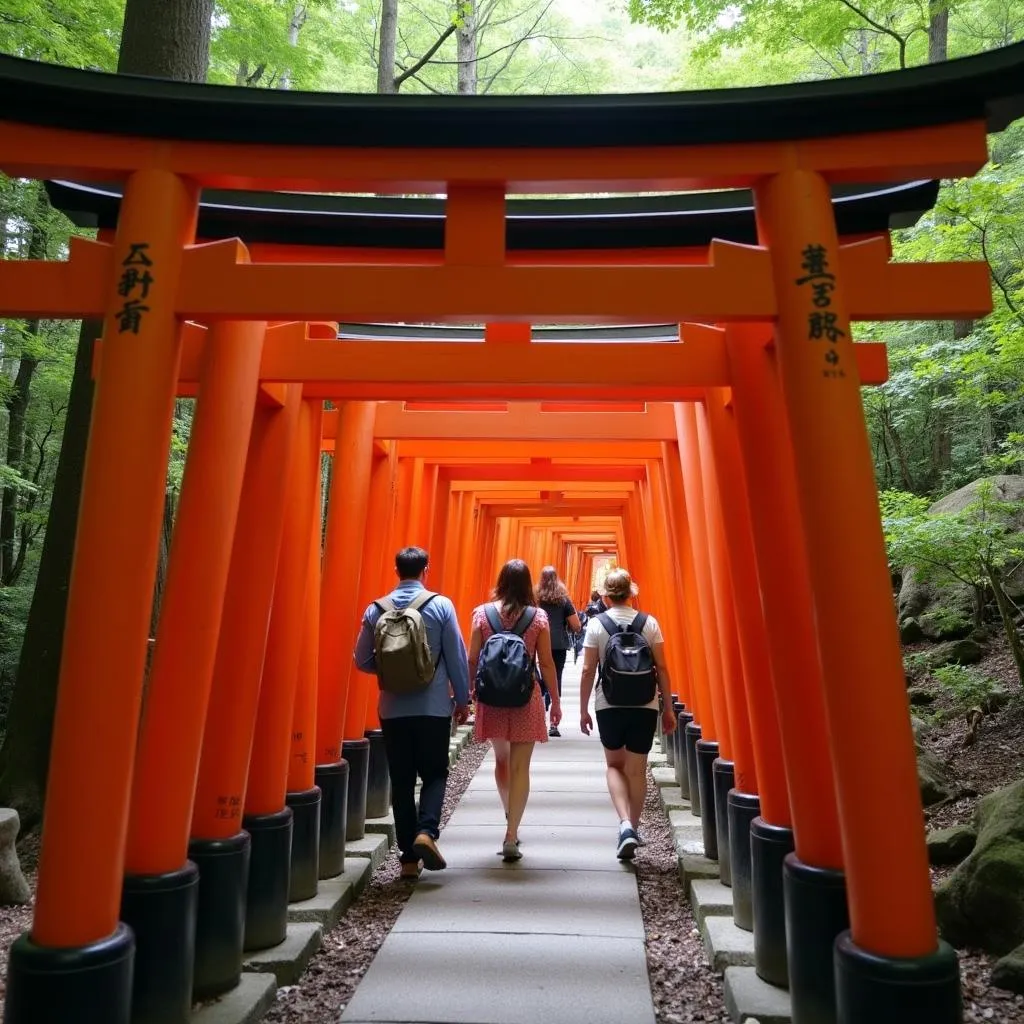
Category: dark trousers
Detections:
[
  {"x1": 380, "y1": 715, "x2": 452, "y2": 864},
  {"x1": 542, "y1": 649, "x2": 568, "y2": 709}
]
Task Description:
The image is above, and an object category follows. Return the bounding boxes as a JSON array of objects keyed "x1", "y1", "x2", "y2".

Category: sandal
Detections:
[{"x1": 502, "y1": 839, "x2": 523, "y2": 862}]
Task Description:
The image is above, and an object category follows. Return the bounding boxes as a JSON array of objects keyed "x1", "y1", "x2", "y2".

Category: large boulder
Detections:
[
  {"x1": 897, "y1": 476, "x2": 1024, "y2": 635},
  {"x1": 935, "y1": 779, "x2": 1024, "y2": 954}
]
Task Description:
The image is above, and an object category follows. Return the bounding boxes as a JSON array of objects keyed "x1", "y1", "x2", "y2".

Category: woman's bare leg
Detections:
[
  {"x1": 492, "y1": 739, "x2": 510, "y2": 816},
  {"x1": 505, "y1": 741, "x2": 535, "y2": 842}
]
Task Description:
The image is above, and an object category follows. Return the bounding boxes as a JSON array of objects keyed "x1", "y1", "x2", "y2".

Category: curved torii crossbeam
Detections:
[{"x1": 1, "y1": 44, "x2": 1023, "y2": 1024}]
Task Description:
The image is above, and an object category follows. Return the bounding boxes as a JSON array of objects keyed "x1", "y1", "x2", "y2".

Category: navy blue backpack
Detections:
[{"x1": 475, "y1": 605, "x2": 537, "y2": 708}]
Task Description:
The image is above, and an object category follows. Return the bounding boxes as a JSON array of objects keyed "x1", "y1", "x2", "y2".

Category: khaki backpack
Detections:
[{"x1": 372, "y1": 591, "x2": 438, "y2": 694}]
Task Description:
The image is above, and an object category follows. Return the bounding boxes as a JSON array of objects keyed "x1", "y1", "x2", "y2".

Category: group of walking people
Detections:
[{"x1": 353, "y1": 547, "x2": 676, "y2": 878}]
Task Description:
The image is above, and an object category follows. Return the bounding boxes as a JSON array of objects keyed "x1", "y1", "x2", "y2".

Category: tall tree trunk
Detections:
[
  {"x1": 1, "y1": 350, "x2": 39, "y2": 587},
  {"x1": 457, "y1": 0, "x2": 477, "y2": 95},
  {"x1": 0, "y1": 0, "x2": 213, "y2": 827},
  {"x1": 149, "y1": 490, "x2": 178, "y2": 639},
  {"x1": 0, "y1": 189, "x2": 48, "y2": 587},
  {"x1": 377, "y1": 0, "x2": 399, "y2": 93},
  {"x1": 0, "y1": 319, "x2": 98, "y2": 827},
  {"x1": 929, "y1": 318, "x2": 973, "y2": 486},
  {"x1": 928, "y1": 0, "x2": 949, "y2": 63},
  {"x1": 989, "y1": 566, "x2": 1024, "y2": 687},
  {"x1": 118, "y1": 0, "x2": 214, "y2": 81},
  {"x1": 277, "y1": 4, "x2": 308, "y2": 91}
]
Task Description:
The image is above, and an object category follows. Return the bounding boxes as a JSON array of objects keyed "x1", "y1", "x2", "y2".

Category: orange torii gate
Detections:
[{"x1": 0, "y1": 43, "x2": 1022, "y2": 1024}]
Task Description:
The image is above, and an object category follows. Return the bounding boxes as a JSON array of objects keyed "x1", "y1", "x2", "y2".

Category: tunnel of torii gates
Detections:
[{"x1": 0, "y1": 43, "x2": 1023, "y2": 1024}]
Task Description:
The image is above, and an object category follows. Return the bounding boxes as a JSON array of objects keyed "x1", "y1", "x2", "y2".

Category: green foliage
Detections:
[
  {"x1": 931, "y1": 663, "x2": 998, "y2": 709},
  {"x1": 927, "y1": 606, "x2": 974, "y2": 636},
  {"x1": 209, "y1": 0, "x2": 357, "y2": 89},
  {"x1": 882, "y1": 481, "x2": 1024, "y2": 596},
  {"x1": 629, "y1": 0, "x2": 1024, "y2": 75},
  {"x1": 0, "y1": 0, "x2": 124, "y2": 69}
]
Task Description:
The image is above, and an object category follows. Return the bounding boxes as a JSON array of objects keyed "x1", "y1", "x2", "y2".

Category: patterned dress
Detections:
[{"x1": 472, "y1": 603, "x2": 550, "y2": 744}]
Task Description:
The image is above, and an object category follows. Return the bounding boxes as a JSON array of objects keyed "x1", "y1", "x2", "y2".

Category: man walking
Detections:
[
  {"x1": 354, "y1": 546, "x2": 470, "y2": 879},
  {"x1": 579, "y1": 568, "x2": 676, "y2": 860}
]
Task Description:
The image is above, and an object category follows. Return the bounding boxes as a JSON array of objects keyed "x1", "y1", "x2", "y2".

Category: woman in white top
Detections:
[{"x1": 579, "y1": 568, "x2": 676, "y2": 860}]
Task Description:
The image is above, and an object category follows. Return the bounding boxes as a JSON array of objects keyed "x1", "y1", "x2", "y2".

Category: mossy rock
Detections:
[
  {"x1": 925, "y1": 639, "x2": 983, "y2": 670},
  {"x1": 992, "y1": 943, "x2": 1024, "y2": 995},
  {"x1": 900, "y1": 617, "x2": 926, "y2": 643},
  {"x1": 917, "y1": 747, "x2": 954, "y2": 807},
  {"x1": 918, "y1": 610, "x2": 974, "y2": 642},
  {"x1": 927, "y1": 824, "x2": 977, "y2": 866},
  {"x1": 935, "y1": 780, "x2": 1024, "y2": 954},
  {"x1": 908, "y1": 687, "x2": 936, "y2": 707}
]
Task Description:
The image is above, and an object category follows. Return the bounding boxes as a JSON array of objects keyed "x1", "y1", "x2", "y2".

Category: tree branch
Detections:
[
  {"x1": 834, "y1": 0, "x2": 910, "y2": 66},
  {"x1": 394, "y1": 23, "x2": 458, "y2": 85},
  {"x1": 424, "y1": 0, "x2": 553, "y2": 66}
]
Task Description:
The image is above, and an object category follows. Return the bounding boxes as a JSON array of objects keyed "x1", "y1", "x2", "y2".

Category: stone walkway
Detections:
[{"x1": 340, "y1": 659, "x2": 657, "y2": 1024}]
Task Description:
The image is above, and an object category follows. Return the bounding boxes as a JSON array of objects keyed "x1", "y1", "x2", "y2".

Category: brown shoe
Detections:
[
  {"x1": 412, "y1": 832, "x2": 447, "y2": 871},
  {"x1": 400, "y1": 860, "x2": 423, "y2": 881}
]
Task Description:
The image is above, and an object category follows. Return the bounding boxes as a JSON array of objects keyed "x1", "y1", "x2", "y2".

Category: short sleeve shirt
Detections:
[
  {"x1": 583, "y1": 606, "x2": 663, "y2": 712},
  {"x1": 539, "y1": 597, "x2": 577, "y2": 651}
]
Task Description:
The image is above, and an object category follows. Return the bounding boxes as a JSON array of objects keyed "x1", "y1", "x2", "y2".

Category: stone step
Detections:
[
  {"x1": 724, "y1": 967, "x2": 792, "y2": 1023},
  {"x1": 345, "y1": 832, "x2": 389, "y2": 872},
  {"x1": 288, "y1": 874, "x2": 356, "y2": 932},
  {"x1": 192, "y1": 973, "x2": 277, "y2": 1024},
  {"x1": 651, "y1": 766, "x2": 677, "y2": 789},
  {"x1": 365, "y1": 809, "x2": 396, "y2": 846},
  {"x1": 678, "y1": 850, "x2": 720, "y2": 888},
  {"x1": 690, "y1": 879, "x2": 734, "y2": 927},
  {"x1": 669, "y1": 808, "x2": 702, "y2": 831},
  {"x1": 658, "y1": 786, "x2": 691, "y2": 814},
  {"x1": 242, "y1": 922, "x2": 322, "y2": 986},
  {"x1": 702, "y1": 915, "x2": 756, "y2": 973}
]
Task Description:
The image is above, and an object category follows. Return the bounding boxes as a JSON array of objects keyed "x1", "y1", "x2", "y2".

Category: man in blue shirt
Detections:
[{"x1": 354, "y1": 546, "x2": 470, "y2": 879}]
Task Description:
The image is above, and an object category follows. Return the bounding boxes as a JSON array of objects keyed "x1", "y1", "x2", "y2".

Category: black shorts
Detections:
[{"x1": 596, "y1": 707, "x2": 659, "y2": 755}]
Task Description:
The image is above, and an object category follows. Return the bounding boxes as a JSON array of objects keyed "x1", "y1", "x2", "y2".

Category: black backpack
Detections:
[
  {"x1": 598, "y1": 611, "x2": 658, "y2": 706},
  {"x1": 475, "y1": 605, "x2": 537, "y2": 708}
]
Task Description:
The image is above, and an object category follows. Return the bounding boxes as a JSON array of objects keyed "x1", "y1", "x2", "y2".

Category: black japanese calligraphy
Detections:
[
  {"x1": 808, "y1": 312, "x2": 846, "y2": 344},
  {"x1": 118, "y1": 267, "x2": 154, "y2": 299},
  {"x1": 115, "y1": 242, "x2": 157, "y2": 334},
  {"x1": 115, "y1": 299, "x2": 150, "y2": 335},
  {"x1": 123, "y1": 243, "x2": 153, "y2": 267},
  {"x1": 796, "y1": 241, "x2": 847, "y2": 377},
  {"x1": 795, "y1": 244, "x2": 834, "y2": 286}
]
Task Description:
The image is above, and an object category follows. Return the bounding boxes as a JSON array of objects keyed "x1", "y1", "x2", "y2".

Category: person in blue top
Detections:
[{"x1": 354, "y1": 546, "x2": 471, "y2": 879}]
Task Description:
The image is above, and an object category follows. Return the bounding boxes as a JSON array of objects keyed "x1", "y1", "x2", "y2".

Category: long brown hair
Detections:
[
  {"x1": 493, "y1": 559, "x2": 535, "y2": 619},
  {"x1": 535, "y1": 565, "x2": 567, "y2": 605}
]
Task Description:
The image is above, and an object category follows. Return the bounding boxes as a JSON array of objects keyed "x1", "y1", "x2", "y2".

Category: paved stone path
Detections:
[{"x1": 340, "y1": 659, "x2": 658, "y2": 1024}]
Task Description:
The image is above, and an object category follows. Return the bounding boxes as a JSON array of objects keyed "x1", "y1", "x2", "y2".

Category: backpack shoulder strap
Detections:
[
  {"x1": 597, "y1": 611, "x2": 621, "y2": 636},
  {"x1": 628, "y1": 611, "x2": 648, "y2": 635},
  {"x1": 510, "y1": 607, "x2": 537, "y2": 636},
  {"x1": 483, "y1": 603, "x2": 503, "y2": 635},
  {"x1": 374, "y1": 596, "x2": 396, "y2": 614},
  {"x1": 406, "y1": 591, "x2": 437, "y2": 613}
]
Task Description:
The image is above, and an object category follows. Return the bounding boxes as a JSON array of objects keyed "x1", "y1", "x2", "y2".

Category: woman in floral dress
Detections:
[{"x1": 469, "y1": 559, "x2": 561, "y2": 860}]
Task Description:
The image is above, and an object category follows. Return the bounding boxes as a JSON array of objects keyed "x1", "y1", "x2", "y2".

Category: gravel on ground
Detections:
[{"x1": 636, "y1": 767, "x2": 729, "y2": 1024}]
